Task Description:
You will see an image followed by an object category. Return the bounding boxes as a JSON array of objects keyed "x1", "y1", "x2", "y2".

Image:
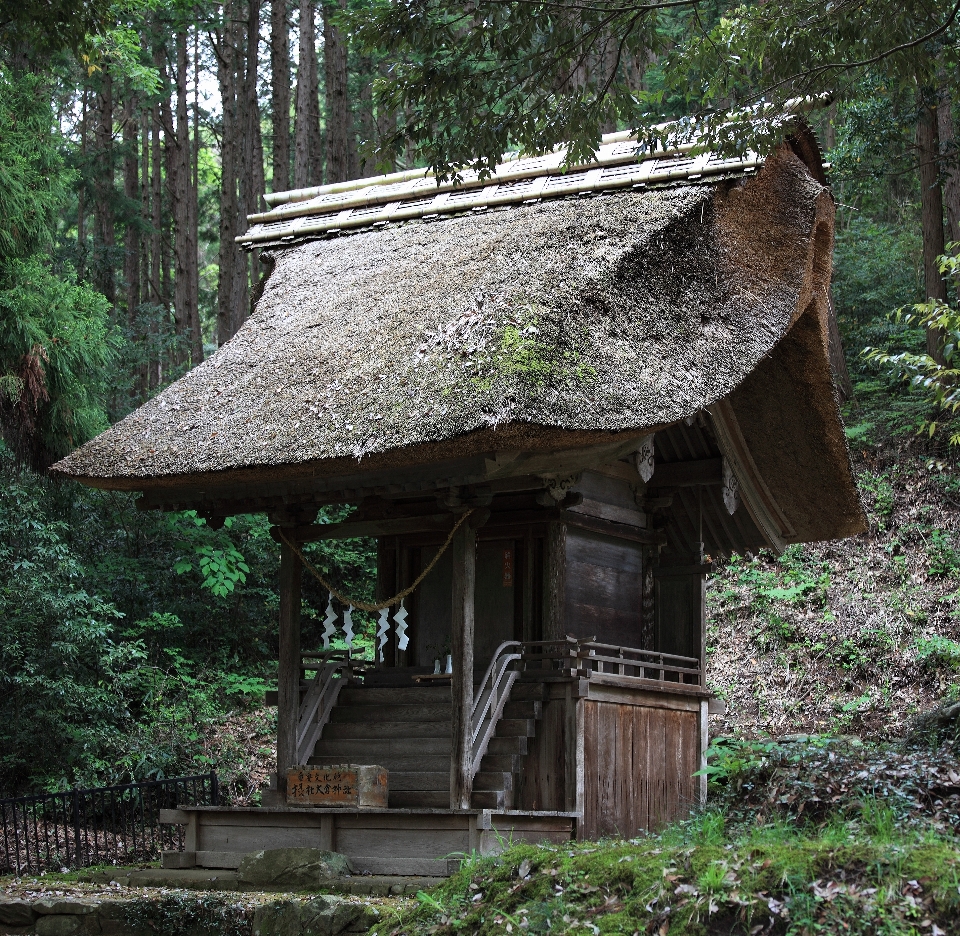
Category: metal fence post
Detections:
[
  {"x1": 71, "y1": 788, "x2": 81, "y2": 869},
  {"x1": 210, "y1": 771, "x2": 219, "y2": 806}
]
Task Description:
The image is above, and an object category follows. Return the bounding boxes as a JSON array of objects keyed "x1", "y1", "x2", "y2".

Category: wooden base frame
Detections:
[{"x1": 159, "y1": 806, "x2": 577, "y2": 877}]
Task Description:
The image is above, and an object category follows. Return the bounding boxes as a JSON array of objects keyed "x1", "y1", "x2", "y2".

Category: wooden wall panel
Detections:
[
  {"x1": 517, "y1": 698, "x2": 569, "y2": 812},
  {"x1": 474, "y1": 539, "x2": 516, "y2": 665},
  {"x1": 564, "y1": 528, "x2": 643, "y2": 646},
  {"x1": 580, "y1": 700, "x2": 699, "y2": 840}
]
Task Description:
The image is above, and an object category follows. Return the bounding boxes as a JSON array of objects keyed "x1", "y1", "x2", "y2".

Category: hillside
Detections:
[{"x1": 707, "y1": 430, "x2": 959, "y2": 743}]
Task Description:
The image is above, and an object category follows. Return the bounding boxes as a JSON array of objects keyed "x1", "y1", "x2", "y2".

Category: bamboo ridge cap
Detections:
[{"x1": 277, "y1": 509, "x2": 474, "y2": 612}]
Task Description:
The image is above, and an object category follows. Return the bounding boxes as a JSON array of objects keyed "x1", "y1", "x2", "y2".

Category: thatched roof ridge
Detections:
[
  {"x1": 240, "y1": 140, "x2": 762, "y2": 248},
  {"x1": 52, "y1": 145, "x2": 837, "y2": 493}
]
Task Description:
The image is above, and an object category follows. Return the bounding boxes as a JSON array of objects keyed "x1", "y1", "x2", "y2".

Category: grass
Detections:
[
  {"x1": 375, "y1": 732, "x2": 960, "y2": 935},
  {"x1": 377, "y1": 814, "x2": 960, "y2": 935}
]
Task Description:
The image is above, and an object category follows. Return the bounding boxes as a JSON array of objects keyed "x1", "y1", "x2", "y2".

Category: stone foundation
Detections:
[{"x1": 0, "y1": 892, "x2": 381, "y2": 936}]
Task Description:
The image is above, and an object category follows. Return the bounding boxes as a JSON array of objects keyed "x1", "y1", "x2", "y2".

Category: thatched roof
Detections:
[{"x1": 51, "y1": 132, "x2": 863, "y2": 543}]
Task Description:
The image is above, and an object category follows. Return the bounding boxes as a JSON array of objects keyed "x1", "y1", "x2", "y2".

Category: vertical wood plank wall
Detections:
[{"x1": 580, "y1": 700, "x2": 700, "y2": 840}]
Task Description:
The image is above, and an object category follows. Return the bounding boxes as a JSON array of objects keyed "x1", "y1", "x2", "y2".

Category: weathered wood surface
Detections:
[
  {"x1": 449, "y1": 522, "x2": 476, "y2": 809},
  {"x1": 544, "y1": 522, "x2": 566, "y2": 641},
  {"x1": 516, "y1": 696, "x2": 569, "y2": 812},
  {"x1": 648, "y1": 457, "x2": 723, "y2": 488},
  {"x1": 276, "y1": 537, "x2": 302, "y2": 787},
  {"x1": 164, "y1": 805, "x2": 575, "y2": 875},
  {"x1": 286, "y1": 765, "x2": 388, "y2": 808},
  {"x1": 564, "y1": 527, "x2": 643, "y2": 647},
  {"x1": 580, "y1": 700, "x2": 699, "y2": 839}
]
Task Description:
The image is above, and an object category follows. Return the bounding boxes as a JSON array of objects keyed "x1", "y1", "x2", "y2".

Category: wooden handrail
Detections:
[
  {"x1": 470, "y1": 641, "x2": 522, "y2": 778},
  {"x1": 295, "y1": 660, "x2": 350, "y2": 765},
  {"x1": 519, "y1": 638, "x2": 703, "y2": 687}
]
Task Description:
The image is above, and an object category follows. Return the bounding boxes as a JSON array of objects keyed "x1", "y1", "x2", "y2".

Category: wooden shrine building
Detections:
[{"x1": 52, "y1": 126, "x2": 865, "y2": 875}]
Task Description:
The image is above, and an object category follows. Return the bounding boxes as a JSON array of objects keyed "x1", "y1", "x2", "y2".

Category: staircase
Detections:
[{"x1": 309, "y1": 681, "x2": 544, "y2": 809}]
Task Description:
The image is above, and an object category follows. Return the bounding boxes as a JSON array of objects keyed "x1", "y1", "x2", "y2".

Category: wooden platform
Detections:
[{"x1": 160, "y1": 806, "x2": 578, "y2": 877}]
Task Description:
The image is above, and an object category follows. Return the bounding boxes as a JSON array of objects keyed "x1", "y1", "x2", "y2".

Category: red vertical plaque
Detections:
[{"x1": 502, "y1": 547, "x2": 514, "y2": 587}]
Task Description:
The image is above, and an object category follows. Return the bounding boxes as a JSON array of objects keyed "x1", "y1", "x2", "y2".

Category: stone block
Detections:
[
  {"x1": 35, "y1": 915, "x2": 82, "y2": 936},
  {"x1": 0, "y1": 901, "x2": 36, "y2": 927},
  {"x1": 251, "y1": 896, "x2": 376, "y2": 936},
  {"x1": 238, "y1": 849, "x2": 350, "y2": 888},
  {"x1": 34, "y1": 901, "x2": 97, "y2": 916}
]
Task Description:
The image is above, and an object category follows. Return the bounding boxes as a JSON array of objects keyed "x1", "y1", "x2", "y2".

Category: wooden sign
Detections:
[
  {"x1": 502, "y1": 547, "x2": 514, "y2": 587},
  {"x1": 286, "y1": 765, "x2": 388, "y2": 808}
]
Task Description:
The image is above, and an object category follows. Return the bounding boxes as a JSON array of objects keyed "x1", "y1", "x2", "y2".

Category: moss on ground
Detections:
[{"x1": 378, "y1": 821, "x2": 960, "y2": 935}]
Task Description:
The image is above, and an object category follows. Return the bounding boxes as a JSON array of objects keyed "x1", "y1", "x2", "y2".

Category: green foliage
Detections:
[
  {"x1": 0, "y1": 0, "x2": 117, "y2": 58},
  {"x1": 858, "y1": 470, "x2": 896, "y2": 520},
  {"x1": 864, "y1": 246, "x2": 960, "y2": 445},
  {"x1": 926, "y1": 529, "x2": 960, "y2": 577},
  {"x1": 0, "y1": 68, "x2": 118, "y2": 470},
  {"x1": 174, "y1": 513, "x2": 252, "y2": 598},
  {"x1": 0, "y1": 71, "x2": 71, "y2": 260},
  {"x1": 833, "y1": 220, "x2": 921, "y2": 329},
  {"x1": 830, "y1": 628, "x2": 894, "y2": 675},
  {"x1": 351, "y1": 0, "x2": 957, "y2": 177},
  {"x1": 0, "y1": 444, "x2": 376, "y2": 795},
  {"x1": 914, "y1": 634, "x2": 960, "y2": 670}
]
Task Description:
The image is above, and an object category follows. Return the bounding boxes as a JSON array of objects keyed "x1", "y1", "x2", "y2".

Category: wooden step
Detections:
[
  {"x1": 495, "y1": 718, "x2": 536, "y2": 738},
  {"x1": 312, "y1": 737, "x2": 451, "y2": 758},
  {"x1": 487, "y1": 736, "x2": 528, "y2": 756},
  {"x1": 321, "y1": 721, "x2": 451, "y2": 740},
  {"x1": 330, "y1": 703, "x2": 451, "y2": 723},
  {"x1": 389, "y1": 791, "x2": 450, "y2": 808},
  {"x1": 470, "y1": 790, "x2": 507, "y2": 810},
  {"x1": 338, "y1": 686, "x2": 452, "y2": 705},
  {"x1": 473, "y1": 771, "x2": 512, "y2": 792},
  {"x1": 477, "y1": 753, "x2": 522, "y2": 773},
  {"x1": 510, "y1": 681, "x2": 549, "y2": 701},
  {"x1": 309, "y1": 754, "x2": 451, "y2": 773},
  {"x1": 502, "y1": 700, "x2": 542, "y2": 720},
  {"x1": 389, "y1": 772, "x2": 450, "y2": 792}
]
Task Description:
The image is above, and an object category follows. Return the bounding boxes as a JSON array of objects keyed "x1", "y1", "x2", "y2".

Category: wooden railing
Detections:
[
  {"x1": 520, "y1": 637, "x2": 702, "y2": 687},
  {"x1": 470, "y1": 641, "x2": 523, "y2": 778},
  {"x1": 295, "y1": 652, "x2": 364, "y2": 765}
]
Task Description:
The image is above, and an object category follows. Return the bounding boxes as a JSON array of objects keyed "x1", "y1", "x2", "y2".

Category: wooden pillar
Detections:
[
  {"x1": 450, "y1": 520, "x2": 476, "y2": 809},
  {"x1": 544, "y1": 521, "x2": 566, "y2": 641},
  {"x1": 276, "y1": 534, "x2": 302, "y2": 790}
]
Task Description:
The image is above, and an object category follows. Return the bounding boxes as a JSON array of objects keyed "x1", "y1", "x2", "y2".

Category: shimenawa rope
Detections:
[{"x1": 277, "y1": 509, "x2": 475, "y2": 612}]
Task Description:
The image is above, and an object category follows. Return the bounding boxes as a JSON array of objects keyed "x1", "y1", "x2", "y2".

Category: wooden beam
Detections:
[
  {"x1": 275, "y1": 513, "x2": 454, "y2": 543},
  {"x1": 276, "y1": 533, "x2": 302, "y2": 788},
  {"x1": 278, "y1": 504, "x2": 665, "y2": 546},
  {"x1": 654, "y1": 563, "x2": 714, "y2": 577},
  {"x1": 648, "y1": 457, "x2": 722, "y2": 488},
  {"x1": 449, "y1": 520, "x2": 476, "y2": 810}
]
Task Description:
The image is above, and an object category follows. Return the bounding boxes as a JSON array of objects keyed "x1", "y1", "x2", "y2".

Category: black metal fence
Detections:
[{"x1": 0, "y1": 772, "x2": 218, "y2": 875}]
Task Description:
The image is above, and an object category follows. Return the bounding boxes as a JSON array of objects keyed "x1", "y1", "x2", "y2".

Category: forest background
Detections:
[{"x1": 1, "y1": 0, "x2": 959, "y2": 802}]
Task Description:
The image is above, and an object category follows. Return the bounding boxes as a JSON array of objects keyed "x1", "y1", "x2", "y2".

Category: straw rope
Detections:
[{"x1": 277, "y1": 509, "x2": 475, "y2": 612}]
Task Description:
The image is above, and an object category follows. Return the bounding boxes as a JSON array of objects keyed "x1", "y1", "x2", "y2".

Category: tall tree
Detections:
[
  {"x1": 918, "y1": 92, "x2": 949, "y2": 363},
  {"x1": 121, "y1": 89, "x2": 140, "y2": 337},
  {"x1": 169, "y1": 30, "x2": 201, "y2": 367},
  {"x1": 294, "y1": 0, "x2": 319, "y2": 188},
  {"x1": 92, "y1": 71, "x2": 115, "y2": 306},
  {"x1": 939, "y1": 90, "x2": 960, "y2": 244},
  {"x1": 270, "y1": 0, "x2": 291, "y2": 192},
  {"x1": 324, "y1": 0, "x2": 350, "y2": 183},
  {"x1": 213, "y1": 0, "x2": 247, "y2": 344},
  {"x1": 240, "y1": 0, "x2": 265, "y2": 293}
]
